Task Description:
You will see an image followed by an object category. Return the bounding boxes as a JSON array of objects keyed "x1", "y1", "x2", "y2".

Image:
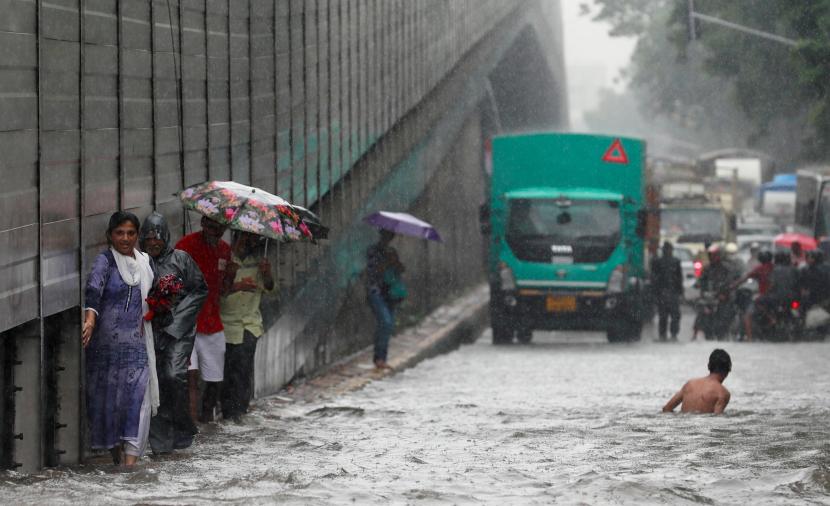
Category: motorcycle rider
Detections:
[
  {"x1": 745, "y1": 242, "x2": 761, "y2": 271},
  {"x1": 800, "y1": 249, "x2": 830, "y2": 310},
  {"x1": 699, "y1": 245, "x2": 741, "y2": 293},
  {"x1": 729, "y1": 250, "x2": 774, "y2": 341},
  {"x1": 790, "y1": 241, "x2": 806, "y2": 268},
  {"x1": 753, "y1": 251, "x2": 800, "y2": 334},
  {"x1": 693, "y1": 245, "x2": 741, "y2": 340}
]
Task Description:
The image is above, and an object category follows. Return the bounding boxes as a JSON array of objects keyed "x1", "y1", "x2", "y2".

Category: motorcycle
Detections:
[
  {"x1": 694, "y1": 289, "x2": 737, "y2": 341},
  {"x1": 752, "y1": 297, "x2": 804, "y2": 342}
]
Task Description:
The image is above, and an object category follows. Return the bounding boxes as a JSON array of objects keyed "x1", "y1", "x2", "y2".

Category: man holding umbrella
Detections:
[
  {"x1": 220, "y1": 231, "x2": 275, "y2": 422},
  {"x1": 363, "y1": 211, "x2": 440, "y2": 369},
  {"x1": 366, "y1": 230, "x2": 406, "y2": 370}
]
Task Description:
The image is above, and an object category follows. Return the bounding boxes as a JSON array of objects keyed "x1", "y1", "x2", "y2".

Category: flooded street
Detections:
[{"x1": 3, "y1": 316, "x2": 830, "y2": 505}]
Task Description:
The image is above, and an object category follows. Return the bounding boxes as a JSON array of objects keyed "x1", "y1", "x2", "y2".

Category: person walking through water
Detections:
[
  {"x1": 662, "y1": 349, "x2": 731, "y2": 414},
  {"x1": 366, "y1": 230, "x2": 407, "y2": 370},
  {"x1": 140, "y1": 212, "x2": 208, "y2": 453},
  {"x1": 220, "y1": 231, "x2": 275, "y2": 422},
  {"x1": 176, "y1": 216, "x2": 232, "y2": 423},
  {"x1": 651, "y1": 241, "x2": 683, "y2": 341},
  {"x1": 82, "y1": 211, "x2": 159, "y2": 466}
]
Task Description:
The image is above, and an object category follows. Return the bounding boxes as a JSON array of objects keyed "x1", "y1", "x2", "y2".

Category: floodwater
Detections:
[{"x1": 2, "y1": 320, "x2": 829, "y2": 504}]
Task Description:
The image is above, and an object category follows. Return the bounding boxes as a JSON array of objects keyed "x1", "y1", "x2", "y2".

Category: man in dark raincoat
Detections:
[
  {"x1": 651, "y1": 241, "x2": 683, "y2": 340},
  {"x1": 140, "y1": 212, "x2": 208, "y2": 453}
]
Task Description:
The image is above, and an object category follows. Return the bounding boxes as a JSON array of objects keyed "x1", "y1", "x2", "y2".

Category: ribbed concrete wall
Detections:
[
  {"x1": 0, "y1": 0, "x2": 566, "y2": 471},
  {"x1": 0, "y1": 0, "x2": 519, "y2": 334}
]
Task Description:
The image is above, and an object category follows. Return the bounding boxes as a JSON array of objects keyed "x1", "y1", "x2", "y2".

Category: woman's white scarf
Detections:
[{"x1": 110, "y1": 247, "x2": 160, "y2": 416}]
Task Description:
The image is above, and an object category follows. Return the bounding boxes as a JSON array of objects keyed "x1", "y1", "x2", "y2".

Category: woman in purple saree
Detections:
[{"x1": 82, "y1": 211, "x2": 159, "y2": 467}]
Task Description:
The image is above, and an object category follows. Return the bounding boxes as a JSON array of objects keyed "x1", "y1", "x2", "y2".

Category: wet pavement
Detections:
[{"x1": 2, "y1": 309, "x2": 829, "y2": 505}]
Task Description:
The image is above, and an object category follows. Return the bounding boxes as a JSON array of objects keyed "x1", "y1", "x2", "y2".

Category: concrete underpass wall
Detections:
[
  {"x1": 311, "y1": 110, "x2": 487, "y2": 377},
  {"x1": 253, "y1": 0, "x2": 569, "y2": 396},
  {"x1": 0, "y1": 0, "x2": 566, "y2": 471}
]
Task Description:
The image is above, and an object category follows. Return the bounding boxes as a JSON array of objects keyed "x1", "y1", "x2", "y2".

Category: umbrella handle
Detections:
[{"x1": 264, "y1": 237, "x2": 269, "y2": 257}]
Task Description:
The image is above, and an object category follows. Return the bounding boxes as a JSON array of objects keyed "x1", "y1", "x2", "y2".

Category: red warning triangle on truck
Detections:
[{"x1": 601, "y1": 138, "x2": 629, "y2": 164}]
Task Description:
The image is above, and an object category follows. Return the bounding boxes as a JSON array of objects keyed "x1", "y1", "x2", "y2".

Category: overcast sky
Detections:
[{"x1": 560, "y1": 0, "x2": 637, "y2": 129}]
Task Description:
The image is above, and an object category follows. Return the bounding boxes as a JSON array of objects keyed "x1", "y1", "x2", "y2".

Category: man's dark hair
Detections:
[
  {"x1": 379, "y1": 229, "x2": 395, "y2": 243},
  {"x1": 708, "y1": 349, "x2": 731, "y2": 376},
  {"x1": 791, "y1": 241, "x2": 803, "y2": 255},
  {"x1": 106, "y1": 211, "x2": 140, "y2": 239}
]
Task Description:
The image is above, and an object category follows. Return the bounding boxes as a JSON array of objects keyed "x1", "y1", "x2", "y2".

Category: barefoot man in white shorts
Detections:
[{"x1": 176, "y1": 216, "x2": 233, "y2": 423}]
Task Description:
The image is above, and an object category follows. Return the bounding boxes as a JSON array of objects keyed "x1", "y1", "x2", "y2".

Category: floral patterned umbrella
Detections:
[{"x1": 179, "y1": 181, "x2": 313, "y2": 242}]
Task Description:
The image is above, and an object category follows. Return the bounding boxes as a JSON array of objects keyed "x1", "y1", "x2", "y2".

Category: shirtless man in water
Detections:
[{"x1": 662, "y1": 349, "x2": 732, "y2": 414}]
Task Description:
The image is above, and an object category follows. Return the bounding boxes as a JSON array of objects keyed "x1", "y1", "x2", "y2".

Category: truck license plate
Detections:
[{"x1": 546, "y1": 295, "x2": 576, "y2": 312}]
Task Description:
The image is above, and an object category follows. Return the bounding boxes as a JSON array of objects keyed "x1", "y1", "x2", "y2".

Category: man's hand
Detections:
[
  {"x1": 662, "y1": 384, "x2": 685, "y2": 413},
  {"x1": 221, "y1": 261, "x2": 240, "y2": 295},
  {"x1": 232, "y1": 277, "x2": 259, "y2": 293},
  {"x1": 259, "y1": 258, "x2": 274, "y2": 290},
  {"x1": 258, "y1": 258, "x2": 271, "y2": 276}
]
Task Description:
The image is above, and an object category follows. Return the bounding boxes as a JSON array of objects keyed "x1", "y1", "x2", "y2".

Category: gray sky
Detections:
[{"x1": 561, "y1": 0, "x2": 636, "y2": 129}]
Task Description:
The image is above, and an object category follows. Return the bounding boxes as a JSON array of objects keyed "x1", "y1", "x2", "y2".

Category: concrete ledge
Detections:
[{"x1": 267, "y1": 285, "x2": 489, "y2": 404}]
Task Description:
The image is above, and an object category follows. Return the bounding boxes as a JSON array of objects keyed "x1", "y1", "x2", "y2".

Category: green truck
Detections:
[{"x1": 482, "y1": 132, "x2": 648, "y2": 344}]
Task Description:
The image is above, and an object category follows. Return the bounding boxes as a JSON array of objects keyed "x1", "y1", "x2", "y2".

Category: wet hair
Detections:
[
  {"x1": 662, "y1": 241, "x2": 673, "y2": 251},
  {"x1": 757, "y1": 250, "x2": 773, "y2": 264},
  {"x1": 231, "y1": 230, "x2": 265, "y2": 253},
  {"x1": 708, "y1": 349, "x2": 731, "y2": 376},
  {"x1": 774, "y1": 251, "x2": 791, "y2": 266},
  {"x1": 201, "y1": 215, "x2": 225, "y2": 229},
  {"x1": 106, "y1": 211, "x2": 140, "y2": 241}
]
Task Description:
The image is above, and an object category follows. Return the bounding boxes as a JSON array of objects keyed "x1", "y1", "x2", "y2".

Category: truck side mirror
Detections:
[
  {"x1": 636, "y1": 209, "x2": 647, "y2": 239},
  {"x1": 479, "y1": 203, "x2": 491, "y2": 235}
]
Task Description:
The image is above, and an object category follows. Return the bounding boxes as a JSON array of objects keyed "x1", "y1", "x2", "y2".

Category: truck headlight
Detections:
[
  {"x1": 607, "y1": 265, "x2": 626, "y2": 293},
  {"x1": 499, "y1": 262, "x2": 516, "y2": 291}
]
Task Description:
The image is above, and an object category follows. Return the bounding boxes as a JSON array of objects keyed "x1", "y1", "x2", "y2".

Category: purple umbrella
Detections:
[{"x1": 363, "y1": 211, "x2": 442, "y2": 242}]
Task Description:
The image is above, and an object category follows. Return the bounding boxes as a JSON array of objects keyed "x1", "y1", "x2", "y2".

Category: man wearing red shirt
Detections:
[
  {"x1": 730, "y1": 250, "x2": 774, "y2": 342},
  {"x1": 176, "y1": 216, "x2": 233, "y2": 423}
]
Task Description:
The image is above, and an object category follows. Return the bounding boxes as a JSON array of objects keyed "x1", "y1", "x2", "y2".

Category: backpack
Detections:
[{"x1": 382, "y1": 268, "x2": 408, "y2": 303}]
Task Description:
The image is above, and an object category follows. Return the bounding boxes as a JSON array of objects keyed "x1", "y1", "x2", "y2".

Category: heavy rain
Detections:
[{"x1": 1, "y1": 1, "x2": 829, "y2": 504}]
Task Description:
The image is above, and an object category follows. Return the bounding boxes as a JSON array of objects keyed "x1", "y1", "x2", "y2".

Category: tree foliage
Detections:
[{"x1": 584, "y1": 0, "x2": 829, "y2": 164}]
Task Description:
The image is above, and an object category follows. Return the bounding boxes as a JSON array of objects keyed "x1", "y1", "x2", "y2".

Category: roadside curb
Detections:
[{"x1": 264, "y1": 285, "x2": 490, "y2": 404}]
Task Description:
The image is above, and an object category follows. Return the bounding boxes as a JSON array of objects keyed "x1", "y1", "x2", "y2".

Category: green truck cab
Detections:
[{"x1": 483, "y1": 132, "x2": 647, "y2": 344}]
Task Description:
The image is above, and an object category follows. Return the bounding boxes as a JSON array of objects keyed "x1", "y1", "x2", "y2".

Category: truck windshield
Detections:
[
  {"x1": 506, "y1": 198, "x2": 621, "y2": 263},
  {"x1": 661, "y1": 208, "x2": 724, "y2": 241}
]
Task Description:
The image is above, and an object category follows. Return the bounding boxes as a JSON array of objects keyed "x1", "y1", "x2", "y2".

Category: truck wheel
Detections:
[
  {"x1": 492, "y1": 322, "x2": 513, "y2": 345},
  {"x1": 626, "y1": 322, "x2": 643, "y2": 342},
  {"x1": 607, "y1": 319, "x2": 641, "y2": 343},
  {"x1": 516, "y1": 328, "x2": 533, "y2": 344}
]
